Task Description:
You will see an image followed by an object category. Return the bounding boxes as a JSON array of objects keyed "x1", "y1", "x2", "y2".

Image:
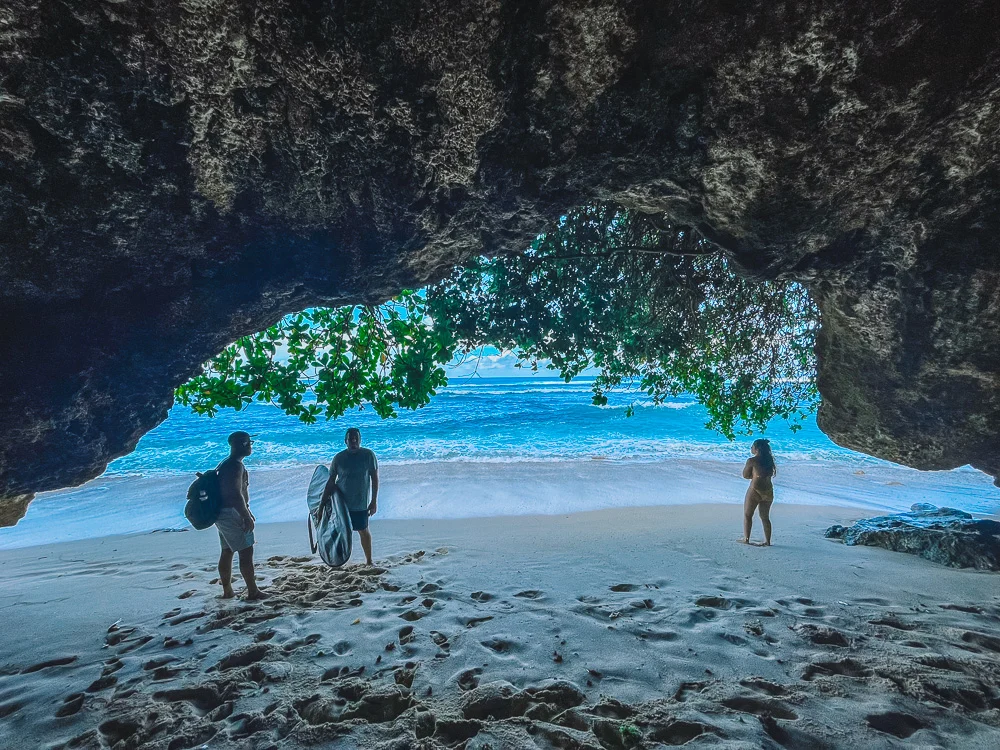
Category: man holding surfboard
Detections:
[{"x1": 322, "y1": 428, "x2": 380, "y2": 565}]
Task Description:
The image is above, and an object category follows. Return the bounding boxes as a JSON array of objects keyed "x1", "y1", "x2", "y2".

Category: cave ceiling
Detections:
[{"x1": 2, "y1": 1, "x2": 999, "y2": 525}]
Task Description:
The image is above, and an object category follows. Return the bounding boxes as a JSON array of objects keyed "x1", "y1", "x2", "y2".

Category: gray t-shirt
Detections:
[{"x1": 332, "y1": 448, "x2": 378, "y2": 512}]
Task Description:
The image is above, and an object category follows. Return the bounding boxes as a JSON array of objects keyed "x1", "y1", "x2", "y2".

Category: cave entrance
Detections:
[
  {"x1": 5, "y1": 204, "x2": 1000, "y2": 552},
  {"x1": 179, "y1": 203, "x2": 821, "y2": 441}
]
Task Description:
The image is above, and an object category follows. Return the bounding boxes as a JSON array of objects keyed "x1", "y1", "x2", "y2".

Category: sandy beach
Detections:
[{"x1": 2, "y1": 500, "x2": 1000, "y2": 749}]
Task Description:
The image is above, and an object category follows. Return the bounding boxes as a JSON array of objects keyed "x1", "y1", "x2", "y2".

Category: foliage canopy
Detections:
[{"x1": 176, "y1": 205, "x2": 819, "y2": 437}]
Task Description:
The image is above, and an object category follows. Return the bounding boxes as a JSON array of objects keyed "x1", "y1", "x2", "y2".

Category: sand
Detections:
[{"x1": 2, "y1": 501, "x2": 1000, "y2": 749}]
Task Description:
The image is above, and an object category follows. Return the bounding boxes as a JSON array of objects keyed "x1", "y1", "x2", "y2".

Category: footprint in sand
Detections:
[
  {"x1": 721, "y1": 695, "x2": 798, "y2": 721},
  {"x1": 399, "y1": 609, "x2": 427, "y2": 622},
  {"x1": 759, "y1": 715, "x2": 830, "y2": 750},
  {"x1": 917, "y1": 655, "x2": 973, "y2": 674},
  {"x1": 481, "y1": 637, "x2": 518, "y2": 654},
  {"x1": 143, "y1": 657, "x2": 176, "y2": 671},
  {"x1": 648, "y1": 720, "x2": 714, "y2": 746},
  {"x1": 86, "y1": 675, "x2": 117, "y2": 692},
  {"x1": 178, "y1": 590, "x2": 197, "y2": 599},
  {"x1": 739, "y1": 678, "x2": 788, "y2": 697},
  {"x1": 420, "y1": 583, "x2": 441, "y2": 594},
  {"x1": 153, "y1": 686, "x2": 225, "y2": 714},
  {"x1": 940, "y1": 603, "x2": 983, "y2": 614},
  {"x1": 430, "y1": 631, "x2": 450, "y2": 651},
  {"x1": 55, "y1": 693, "x2": 85, "y2": 718},
  {"x1": 673, "y1": 681, "x2": 712, "y2": 702},
  {"x1": 961, "y1": 631, "x2": 1000, "y2": 653},
  {"x1": 456, "y1": 667, "x2": 482, "y2": 691},
  {"x1": 168, "y1": 611, "x2": 206, "y2": 626},
  {"x1": 610, "y1": 583, "x2": 639, "y2": 592},
  {"x1": 513, "y1": 590, "x2": 543, "y2": 599},
  {"x1": 399, "y1": 626, "x2": 415, "y2": 645},
  {"x1": 801, "y1": 658, "x2": 872, "y2": 681},
  {"x1": 718, "y1": 632, "x2": 748, "y2": 646},
  {"x1": 282, "y1": 633, "x2": 322, "y2": 654},
  {"x1": 20, "y1": 655, "x2": 78, "y2": 674},
  {"x1": 636, "y1": 628, "x2": 679, "y2": 642},
  {"x1": 869, "y1": 616, "x2": 916, "y2": 631},
  {"x1": 101, "y1": 658, "x2": 124, "y2": 675},
  {"x1": 695, "y1": 596, "x2": 736, "y2": 610},
  {"x1": 215, "y1": 644, "x2": 271, "y2": 671},
  {"x1": 471, "y1": 591, "x2": 493, "y2": 602},
  {"x1": 793, "y1": 624, "x2": 849, "y2": 647},
  {"x1": 866, "y1": 711, "x2": 926, "y2": 739},
  {"x1": 151, "y1": 664, "x2": 188, "y2": 681},
  {"x1": 394, "y1": 663, "x2": 418, "y2": 688},
  {"x1": 99, "y1": 718, "x2": 141, "y2": 746},
  {"x1": 464, "y1": 616, "x2": 494, "y2": 628}
]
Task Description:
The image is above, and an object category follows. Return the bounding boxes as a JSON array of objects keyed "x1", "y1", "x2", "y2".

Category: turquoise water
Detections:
[{"x1": 109, "y1": 377, "x2": 872, "y2": 476}]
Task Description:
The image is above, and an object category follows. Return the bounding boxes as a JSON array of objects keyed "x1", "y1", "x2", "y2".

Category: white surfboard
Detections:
[{"x1": 306, "y1": 464, "x2": 352, "y2": 567}]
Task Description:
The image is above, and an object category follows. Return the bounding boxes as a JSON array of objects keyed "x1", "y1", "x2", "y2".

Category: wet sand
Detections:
[{"x1": 1, "y1": 504, "x2": 999, "y2": 749}]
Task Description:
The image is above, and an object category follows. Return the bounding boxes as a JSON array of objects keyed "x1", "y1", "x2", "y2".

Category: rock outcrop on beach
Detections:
[
  {"x1": 826, "y1": 503, "x2": 1000, "y2": 571},
  {"x1": 2, "y1": 1, "x2": 1000, "y2": 522}
]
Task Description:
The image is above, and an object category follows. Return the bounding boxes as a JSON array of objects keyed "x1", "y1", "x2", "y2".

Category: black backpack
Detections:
[{"x1": 184, "y1": 467, "x2": 223, "y2": 530}]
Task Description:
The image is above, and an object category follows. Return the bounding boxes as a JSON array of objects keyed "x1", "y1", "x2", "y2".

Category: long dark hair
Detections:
[{"x1": 751, "y1": 439, "x2": 776, "y2": 476}]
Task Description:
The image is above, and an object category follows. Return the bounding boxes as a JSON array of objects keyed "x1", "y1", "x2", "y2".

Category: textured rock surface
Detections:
[
  {"x1": 826, "y1": 503, "x2": 1000, "y2": 570},
  {"x1": 2, "y1": 1, "x2": 1000, "y2": 523}
]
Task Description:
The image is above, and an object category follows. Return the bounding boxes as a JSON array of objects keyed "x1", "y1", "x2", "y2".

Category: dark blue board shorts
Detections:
[{"x1": 349, "y1": 510, "x2": 370, "y2": 531}]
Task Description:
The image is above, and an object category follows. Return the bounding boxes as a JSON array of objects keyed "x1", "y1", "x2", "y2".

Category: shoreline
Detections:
[
  {"x1": 5, "y1": 457, "x2": 998, "y2": 550},
  {"x1": 2, "y1": 504, "x2": 1000, "y2": 748}
]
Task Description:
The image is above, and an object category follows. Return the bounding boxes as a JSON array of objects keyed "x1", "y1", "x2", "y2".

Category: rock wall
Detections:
[{"x1": 2, "y1": 1, "x2": 999, "y2": 523}]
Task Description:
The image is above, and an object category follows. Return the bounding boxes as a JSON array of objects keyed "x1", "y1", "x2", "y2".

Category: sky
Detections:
[{"x1": 444, "y1": 347, "x2": 597, "y2": 379}]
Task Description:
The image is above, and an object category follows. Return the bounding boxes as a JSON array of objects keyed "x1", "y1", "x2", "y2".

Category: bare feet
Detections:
[
  {"x1": 220, "y1": 588, "x2": 236, "y2": 599},
  {"x1": 245, "y1": 589, "x2": 267, "y2": 601}
]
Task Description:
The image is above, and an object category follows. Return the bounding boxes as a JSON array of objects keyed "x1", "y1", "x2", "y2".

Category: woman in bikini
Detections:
[{"x1": 742, "y1": 438, "x2": 776, "y2": 545}]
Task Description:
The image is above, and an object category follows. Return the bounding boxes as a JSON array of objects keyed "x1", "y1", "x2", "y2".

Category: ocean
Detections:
[
  {"x1": 106, "y1": 377, "x2": 876, "y2": 474},
  {"x1": 3, "y1": 377, "x2": 998, "y2": 549}
]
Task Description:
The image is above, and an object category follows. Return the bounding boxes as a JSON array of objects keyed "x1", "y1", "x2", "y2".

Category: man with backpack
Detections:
[{"x1": 215, "y1": 431, "x2": 265, "y2": 600}]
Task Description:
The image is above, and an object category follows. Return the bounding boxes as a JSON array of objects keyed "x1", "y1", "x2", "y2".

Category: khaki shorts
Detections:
[{"x1": 216, "y1": 507, "x2": 255, "y2": 552}]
